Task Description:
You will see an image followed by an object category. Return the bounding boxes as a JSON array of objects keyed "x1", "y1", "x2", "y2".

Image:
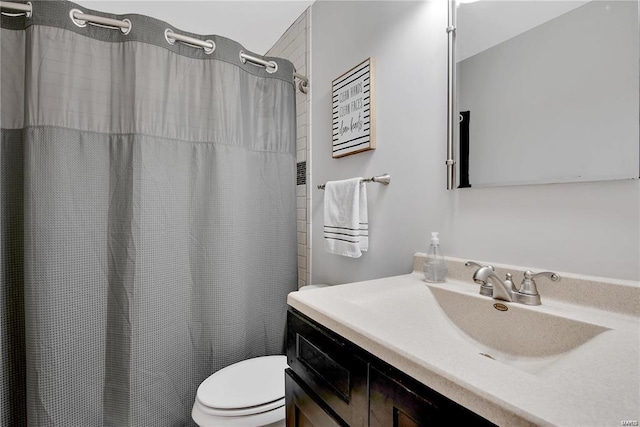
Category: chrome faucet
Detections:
[{"x1": 465, "y1": 261, "x2": 560, "y2": 306}]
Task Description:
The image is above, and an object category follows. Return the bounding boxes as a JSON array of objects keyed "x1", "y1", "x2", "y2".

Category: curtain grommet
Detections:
[
  {"x1": 69, "y1": 9, "x2": 87, "y2": 27},
  {"x1": 120, "y1": 18, "x2": 132, "y2": 35},
  {"x1": 266, "y1": 61, "x2": 278, "y2": 74},
  {"x1": 203, "y1": 40, "x2": 215, "y2": 54},
  {"x1": 164, "y1": 28, "x2": 176, "y2": 45}
]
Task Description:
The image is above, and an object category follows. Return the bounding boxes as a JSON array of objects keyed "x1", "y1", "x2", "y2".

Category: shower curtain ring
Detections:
[
  {"x1": 266, "y1": 61, "x2": 278, "y2": 73},
  {"x1": 203, "y1": 40, "x2": 215, "y2": 54},
  {"x1": 120, "y1": 19, "x2": 132, "y2": 35},
  {"x1": 165, "y1": 28, "x2": 176, "y2": 45},
  {"x1": 69, "y1": 8, "x2": 86, "y2": 27}
]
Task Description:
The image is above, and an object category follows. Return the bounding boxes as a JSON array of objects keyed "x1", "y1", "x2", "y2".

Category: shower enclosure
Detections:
[{"x1": 1, "y1": 1, "x2": 298, "y2": 425}]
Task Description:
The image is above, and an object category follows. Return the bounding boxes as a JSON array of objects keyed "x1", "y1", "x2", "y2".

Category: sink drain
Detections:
[{"x1": 479, "y1": 352, "x2": 495, "y2": 360}]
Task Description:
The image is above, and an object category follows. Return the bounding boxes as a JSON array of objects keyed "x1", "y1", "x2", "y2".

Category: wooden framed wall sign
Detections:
[{"x1": 331, "y1": 58, "x2": 375, "y2": 158}]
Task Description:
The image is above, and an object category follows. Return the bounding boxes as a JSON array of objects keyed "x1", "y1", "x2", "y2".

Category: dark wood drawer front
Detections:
[
  {"x1": 287, "y1": 310, "x2": 368, "y2": 427},
  {"x1": 285, "y1": 369, "x2": 344, "y2": 427},
  {"x1": 297, "y1": 334, "x2": 351, "y2": 401}
]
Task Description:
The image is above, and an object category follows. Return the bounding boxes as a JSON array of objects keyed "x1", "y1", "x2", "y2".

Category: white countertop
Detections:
[{"x1": 287, "y1": 268, "x2": 640, "y2": 427}]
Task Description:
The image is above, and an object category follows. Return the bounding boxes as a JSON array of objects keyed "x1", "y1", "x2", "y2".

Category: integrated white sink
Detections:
[
  {"x1": 341, "y1": 278, "x2": 611, "y2": 375},
  {"x1": 425, "y1": 282, "x2": 611, "y2": 375}
]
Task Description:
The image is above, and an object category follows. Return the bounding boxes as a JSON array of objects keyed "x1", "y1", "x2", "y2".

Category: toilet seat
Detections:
[
  {"x1": 194, "y1": 396, "x2": 285, "y2": 417},
  {"x1": 192, "y1": 398, "x2": 285, "y2": 427},
  {"x1": 194, "y1": 355, "x2": 288, "y2": 418}
]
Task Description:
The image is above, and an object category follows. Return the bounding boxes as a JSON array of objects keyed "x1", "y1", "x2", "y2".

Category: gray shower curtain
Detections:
[{"x1": 1, "y1": 2, "x2": 297, "y2": 425}]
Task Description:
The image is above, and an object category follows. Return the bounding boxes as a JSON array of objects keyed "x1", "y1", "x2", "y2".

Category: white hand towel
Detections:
[{"x1": 324, "y1": 178, "x2": 368, "y2": 258}]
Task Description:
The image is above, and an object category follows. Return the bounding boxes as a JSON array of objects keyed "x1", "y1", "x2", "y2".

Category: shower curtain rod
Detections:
[{"x1": 0, "y1": 0, "x2": 310, "y2": 93}]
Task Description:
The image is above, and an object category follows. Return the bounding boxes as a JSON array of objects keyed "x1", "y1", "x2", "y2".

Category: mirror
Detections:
[{"x1": 450, "y1": 0, "x2": 639, "y2": 188}]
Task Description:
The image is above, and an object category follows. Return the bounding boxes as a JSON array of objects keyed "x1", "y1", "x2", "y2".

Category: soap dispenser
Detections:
[{"x1": 423, "y1": 232, "x2": 448, "y2": 283}]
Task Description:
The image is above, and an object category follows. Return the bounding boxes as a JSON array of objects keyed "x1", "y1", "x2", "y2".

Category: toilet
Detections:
[
  {"x1": 192, "y1": 284, "x2": 328, "y2": 427},
  {"x1": 191, "y1": 355, "x2": 289, "y2": 427}
]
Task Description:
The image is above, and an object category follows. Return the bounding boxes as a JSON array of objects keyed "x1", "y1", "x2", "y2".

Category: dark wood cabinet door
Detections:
[
  {"x1": 369, "y1": 367, "x2": 442, "y2": 427},
  {"x1": 286, "y1": 369, "x2": 346, "y2": 427},
  {"x1": 287, "y1": 310, "x2": 368, "y2": 427}
]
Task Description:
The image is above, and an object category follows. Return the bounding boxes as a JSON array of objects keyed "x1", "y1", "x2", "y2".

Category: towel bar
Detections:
[{"x1": 317, "y1": 174, "x2": 390, "y2": 190}]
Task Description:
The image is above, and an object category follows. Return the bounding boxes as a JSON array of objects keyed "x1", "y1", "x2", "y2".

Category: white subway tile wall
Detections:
[{"x1": 267, "y1": 9, "x2": 311, "y2": 288}]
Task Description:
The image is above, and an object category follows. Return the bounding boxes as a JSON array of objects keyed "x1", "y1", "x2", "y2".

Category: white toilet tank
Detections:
[{"x1": 298, "y1": 284, "x2": 328, "y2": 291}]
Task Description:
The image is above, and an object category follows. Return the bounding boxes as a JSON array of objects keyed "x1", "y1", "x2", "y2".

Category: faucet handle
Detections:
[
  {"x1": 465, "y1": 261, "x2": 494, "y2": 271},
  {"x1": 504, "y1": 273, "x2": 518, "y2": 292},
  {"x1": 520, "y1": 270, "x2": 560, "y2": 295},
  {"x1": 530, "y1": 271, "x2": 560, "y2": 281}
]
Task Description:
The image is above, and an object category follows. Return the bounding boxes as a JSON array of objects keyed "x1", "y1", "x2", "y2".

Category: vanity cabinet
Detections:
[{"x1": 286, "y1": 308, "x2": 495, "y2": 427}]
